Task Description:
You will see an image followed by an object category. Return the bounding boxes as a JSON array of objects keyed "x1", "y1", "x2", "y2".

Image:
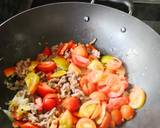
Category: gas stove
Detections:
[{"x1": 0, "y1": 0, "x2": 160, "y2": 34}]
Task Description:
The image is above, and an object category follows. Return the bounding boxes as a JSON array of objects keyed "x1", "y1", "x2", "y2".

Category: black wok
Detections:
[{"x1": 0, "y1": 2, "x2": 160, "y2": 128}]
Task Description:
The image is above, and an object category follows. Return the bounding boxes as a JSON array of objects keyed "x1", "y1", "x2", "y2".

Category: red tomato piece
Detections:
[
  {"x1": 36, "y1": 61, "x2": 56, "y2": 73},
  {"x1": 59, "y1": 43, "x2": 69, "y2": 55},
  {"x1": 108, "y1": 82, "x2": 127, "y2": 98},
  {"x1": 21, "y1": 122, "x2": 40, "y2": 128},
  {"x1": 120, "y1": 105, "x2": 135, "y2": 120},
  {"x1": 68, "y1": 40, "x2": 76, "y2": 49},
  {"x1": 107, "y1": 96, "x2": 129, "y2": 111},
  {"x1": 111, "y1": 109, "x2": 123, "y2": 126},
  {"x1": 72, "y1": 44, "x2": 88, "y2": 57},
  {"x1": 3, "y1": 67, "x2": 15, "y2": 77},
  {"x1": 80, "y1": 76, "x2": 97, "y2": 95},
  {"x1": 100, "y1": 111, "x2": 112, "y2": 128},
  {"x1": 63, "y1": 96, "x2": 81, "y2": 112},
  {"x1": 42, "y1": 47, "x2": 52, "y2": 56},
  {"x1": 87, "y1": 70, "x2": 103, "y2": 84},
  {"x1": 43, "y1": 94, "x2": 58, "y2": 111},
  {"x1": 36, "y1": 82, "x2": 57, "y2": 97},
  {"x1": 106, "y1": 57, "x2": 122, "y2": 71},
  {"x1": 34, "y1": 97, "x2": 43, "y2": 113},
  {"x1": 12, "y1": 121, "x2": 24, "y2": 128},
  {"x1": 72, "y1": 55, "x2": 90, "y2": 68}
]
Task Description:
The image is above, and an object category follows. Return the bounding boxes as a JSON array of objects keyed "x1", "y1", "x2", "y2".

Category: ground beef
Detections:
[
  {"x1": 48, "y1": 71, "x2": 86, "y2": 101},
  {"x1": 37, "y1": 71, "x2": 47, "y2": 81},
  {"x1": 36, "y1": 53, "x2": 48, "y2": 61},
  {"x1": 48, "y1": 78, "x2": 60, "y2": 88},
  {"x1": 15, "y1": 59, "x2": 31, "y2": 78},
  {"x1": 37, "y1": 108, "x2": 59, "y2": 128}
]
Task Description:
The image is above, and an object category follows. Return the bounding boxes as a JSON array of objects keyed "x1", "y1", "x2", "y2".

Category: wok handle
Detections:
[{"x1": 91, "y1": 0, "x2": 133, "y2": 15}]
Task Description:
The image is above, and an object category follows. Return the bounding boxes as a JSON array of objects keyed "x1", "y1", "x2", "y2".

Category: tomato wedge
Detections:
[
  {"x1": 80, "y1": 76, "x2": 97, "y2": 95},
  {"x1": 87, "y1": 70, "x2": 103, "y2": 83},
  {"x1": 108, "y1": 80, "x2": 128, "y2": 98},
  {"x1": 36, "y1": 82, "x2": 57, "y2": 97},
  {"x1": 76, "y1": 118, "x2": 96, "y2": 128},
  {"x1": 100, "y1": 111, "x2": 112, "y2": 128},
  {"x1": 101, "y1": 56, "x2": 122, "y2": 71},
  {"x1": 3, "y1": 67, "x2": 15, "y2": 77},
  {"x1": 63, "y1": 96, "x2": 81, "y2": 112},
  {"x1": 72, "y1": 55, "x2": 90, "y2": 68},
  {"x1": 129, "y1": 85, "x2": 146, "y2": 109},
  {"x1": 72, "y1": 44, "x2": 88, "y2": 57},
  {"x1": 111, "y1": 109, "x2": 122, "y2": 126},
  {"x1": 107, "y1": 96, "x2": 129, "y2": 111},
  {"x1": 121, "y1": 105, "x2": 135, "y2": 120},
  {"x1": 21, "y1": 122, "x2": 40, "y2": 128},
  {"x1": 36, "y1": 61, "x2": 56, "y2": 73},
  {"x1": 43, "y1": 94, "x2": 58, "y2": 111},
  {"x1": 42, "y1": 47, "x2": 52, "y2": 56}
]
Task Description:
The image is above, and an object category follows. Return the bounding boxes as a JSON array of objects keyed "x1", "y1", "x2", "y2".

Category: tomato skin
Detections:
[
  {"x1": 3, "y1": 67, "x2": 15, "y2": 77},
  {"x1": 89, "y1": 91, "x2": 107, "y2": 102},
  {"x1": 12, "y1": 121, "x2": 24, "y2": 128},
  {"x1": 108, "y1": 82, "x2": 126, "y2": 98},
  {"x1": 107, "y1": 96, "x2": 129, "y2": 111},
  {"x1": 120, "y1": 105, "x2": 135, "y2": 120},
  {"x1": 63, "y1": 96, "x2": 81, "y2": 112},
  {"x1": 76, "y1": 118, "x2": 97, "y2": 128},
  {"x1": 111, "y1": 109, "x2": 123, "y2": 126},
  {"x1": 80, "y1": 76, "x2": 97, "y2": 95},
  {"x1": 100, "y1": 111, "x2": 112, "y2": 128},
  {"x1": 72, "y1": 45, "x2": 88, "y2": 57},
  {"x1": 34, "y1": 97, "x2": 43, "y2": 113},
  {"x1": 72, "y1": 55, "x2": 89, "y2": 68},
  {"x1": 36, "y1": 61, "x2": 56, "y2": 73},
  {"x1": 21, "y1": 122, "x2": 40, "y2": 128},
  {"x1": 42, "y1": 47, "x2": 52, "y2": 56},
  {"x1": 43, "y1": 94, "x2": 58, "y2": 111},
  {"x1": 36, "y1": 82, "x2": 57, "y2": 97}
]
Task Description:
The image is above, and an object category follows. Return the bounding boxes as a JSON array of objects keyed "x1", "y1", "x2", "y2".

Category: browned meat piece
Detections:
[
  {"x1": 15, "y1": 59, "x2": 31, "y2": 78},
  {"x1": 36, "y1": 53, "x2": 48, "y2": 61}
]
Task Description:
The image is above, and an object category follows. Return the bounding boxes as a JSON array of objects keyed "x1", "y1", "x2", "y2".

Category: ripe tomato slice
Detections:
[
  {"x1": 72, "y1": 44, "x2": 88, "y2": 57},
  {"x1": 36, "y1": 82, "x2": 57, "y2": 97},
  {"x1": 129, "y1": 85, "x2": 146, "y2": 109},
  {"x1": 36, "y1": 61, "x2": 56, "y2": 73},
  {"x1": 108, "y1": 80, "x2": 128, "y2": 98},
  {"x1": 72, "y1": 55, "x2": 89, "y2": 68},
  {"x1": 120, "y1": 105, "x2": 135, "y2": 120},
  {"x1": 42, "y1": 47, "x2": 52, "y2": 56},
  {"x1": 43, "y1": 94, "x2": 58, "y2": 111},
  {"x1": 76, "y1": 118, "x2": 97, "y2": 128},
  {"x1": 107, "y1": 96, "x2": 129, "y2": 111},
  {"x1": 111, "y1": 109, "x2": 122, "y2": 126},
  {"x1": 100, "y1": 111, "x2": 112, "y2": 128},
  {"x1": 63, "y1": 96, "x2": 81, "y2": 112},
  {"x1": 87, "y1": 70, "x2": 103, "y2": 83},
  {"x1": 3, "y1": 67, "x2": 15, "y2": 77},
  {"x1": 21, "y1": 122, "x2": 40, "y2": 128},
  {"x1": 80, "y1": 76, "x2": 97, "y2": 95}
]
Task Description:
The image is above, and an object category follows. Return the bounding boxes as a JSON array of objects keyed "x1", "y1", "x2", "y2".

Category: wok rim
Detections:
[{"x1": 0, "y1": 2, "x2": 159, "y2": 38}]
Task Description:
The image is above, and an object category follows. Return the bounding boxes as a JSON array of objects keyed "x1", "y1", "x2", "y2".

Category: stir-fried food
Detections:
[{"x1": 3, "y1": 40, "x2": 146, "y2": 128}]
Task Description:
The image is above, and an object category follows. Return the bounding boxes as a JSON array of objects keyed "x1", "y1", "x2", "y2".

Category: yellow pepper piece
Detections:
[
  {"x1": 52, "y1": 57, "x2": 69, "y2": 71},
  {"x1": 59, "y1": 110, "x2": 73, "y2": 128},
  {"x1": 28, "y1": 61, "x2": 39, "y2": 71},
  {"x1": 101, "y1": 55, "x2": 114, "y2": 64},
  {"x1": 51, "y1": 70, "x2": 67, "y2": 78},
  {"x1": 25, "y1": 72, "x2": 39, "y2": 95}
]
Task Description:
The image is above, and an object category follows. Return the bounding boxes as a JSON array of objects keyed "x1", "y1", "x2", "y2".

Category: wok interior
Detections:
[{"x1": 0, "y1": 2, "x2": 160, "y2": 128}]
